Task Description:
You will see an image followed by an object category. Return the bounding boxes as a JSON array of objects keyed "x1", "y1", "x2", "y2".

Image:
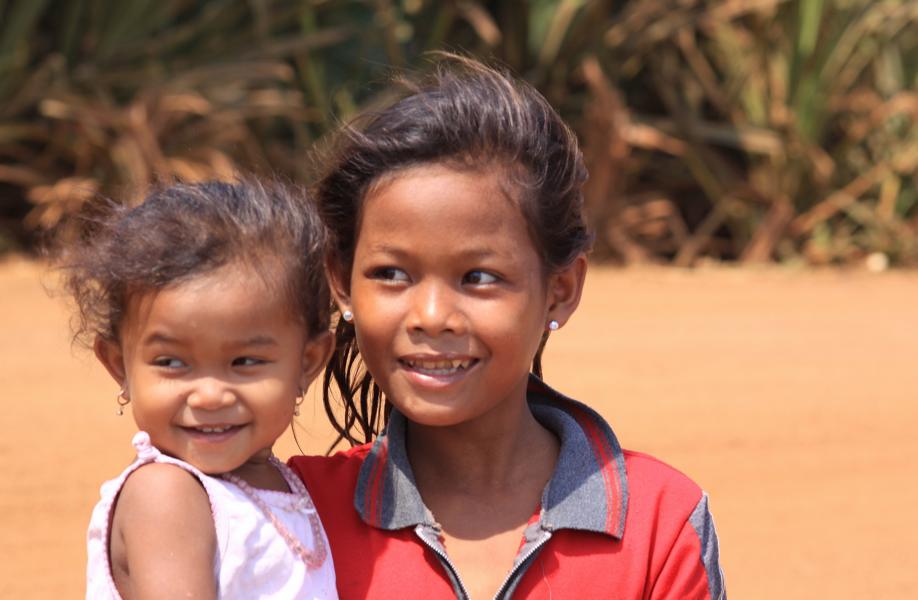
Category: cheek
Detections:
[
  {"x1": 351, "y1": 319, "x2": 401, "y2": 384},
  {"x1": 130, "y1": 376, "x2": 179, "y2": 412},
  {"x1": 353, "y1": 325, "x2": 389, "y2": 373},
  {"x1": 491, "y1": 316, "x2": 544, "y2": 365},
  {"x1": 248, "y1": 383, "x2": 297, "y2": 425},
  {"x1": 502, "y1": 292, "x2": 550, "y2": 359},
  {"x1": 247, "y1": 375, "x2": 294, "y2": 398},
  {"x1": 349, "y1": 278, "x2": 383, "y2": 313},
  {"x1": 131, "y1": 395, "x2": 176, "y2": 433},
  {"x1": 351, "y1": 292, "x2": 399, "y2": 341},
  {"x1": 267, "y1": 400, "x2": 296, "y2": 427}
]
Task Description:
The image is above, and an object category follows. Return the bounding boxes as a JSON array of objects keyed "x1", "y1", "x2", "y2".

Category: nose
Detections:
[
  {"x1": 408, "y1": 279, "x2": 467, "y2": 336},
  {"x1": 186, "y1": 378, "x2": 237, "y2": 410}
]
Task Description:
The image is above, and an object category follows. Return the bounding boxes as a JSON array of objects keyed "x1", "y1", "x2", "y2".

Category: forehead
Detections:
[
  {"x1": 121, "y1": 260, "x2": 300, "y2": 337},
  {"x1": 359, "y1": 163, "x2": 534, "y2": 253}
]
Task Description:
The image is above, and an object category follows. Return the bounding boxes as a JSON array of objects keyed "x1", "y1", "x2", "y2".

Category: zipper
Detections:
[
  {"x1": 414, "y1": 525, "x2": 472, "y2": 600},
  {"x1": 490, "y1": 531, "x2": 552, "y2": 600},
  {"x1": 415, "y1": 524, "x2": 553, "y2": 600}
]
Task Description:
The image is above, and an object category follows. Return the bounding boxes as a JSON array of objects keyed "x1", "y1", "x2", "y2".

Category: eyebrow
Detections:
[
  {"x1": 237, "y1": 335, "x2": 278, "y2": 347},
  {"x1": 367, "y1": 243, "x2": 503, "y2": 261},
  {"x1": 142, "y1": 332, "x2": 183, "y2": 346},
  {"x1": 365, "y1": 243, "x2": 409, "y2": 256},
  {"x1": 141, "y1": 333, "x2": 278, "y2": 347}
]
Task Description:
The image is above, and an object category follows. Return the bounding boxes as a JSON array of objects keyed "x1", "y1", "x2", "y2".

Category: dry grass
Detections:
[{"x1": 1, "y1": 1, "x2": 915, "y2": 263}]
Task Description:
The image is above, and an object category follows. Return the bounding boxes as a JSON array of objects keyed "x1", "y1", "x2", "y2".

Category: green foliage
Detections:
[{"x1": 0, "y1": 0, "x2": 915, "y2": 265}]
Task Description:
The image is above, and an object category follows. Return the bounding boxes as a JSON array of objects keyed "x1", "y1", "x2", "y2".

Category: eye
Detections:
[
  {"x1": 153, "y1": 357, "x2": 186, "y2": 369},
  {"x1": 232, "y1": 357, "x2": 266, "y2": 367},
  {"x1": 463, "y1": 270, "x2": 499, "y2": 285},
  {"x1": 370, "y1": 266, "x2": 410, "y2": 283}
]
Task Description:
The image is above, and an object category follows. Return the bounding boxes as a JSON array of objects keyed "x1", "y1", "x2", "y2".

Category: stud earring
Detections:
[
  {"x1": 548, "y1": 319, "x2": 560, "y2": 331},
  {"x1": 116, "y1": 388, "x2": 130, "y2": 416},
  {"x1": 341, "y1": 309, "x2": 354, "y2": 323},
  {"x1": 294, "y1": 389, "x2": 305, "y2": 417}
]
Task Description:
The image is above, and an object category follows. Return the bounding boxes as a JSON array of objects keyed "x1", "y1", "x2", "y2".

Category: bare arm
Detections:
[{"x1": 110, "y1": 463, "x2": 217, "y2": 599}]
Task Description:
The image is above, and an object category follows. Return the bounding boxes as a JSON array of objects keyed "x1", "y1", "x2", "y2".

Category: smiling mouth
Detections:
[
  {"x1": 400, "y1": 357, "x2": 478, "y2": 376},
  {"x1": 182, "y1": 424, "x2": 243, "y2": 435}
]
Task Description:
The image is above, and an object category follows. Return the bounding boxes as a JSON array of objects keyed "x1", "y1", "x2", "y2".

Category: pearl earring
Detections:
[
  {"x1": 294, "y1": 389, "x2": 305, "y2": 417},
  {"x1": 342, "y1": 309, "x2": 354, "y2": 322},
  {"x1": 548, "y1": 320, "x2": 560, "y2": 331}
]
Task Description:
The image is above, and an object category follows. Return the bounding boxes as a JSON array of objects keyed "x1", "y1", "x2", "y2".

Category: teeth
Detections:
[
  {"x1": 197, "y1": 425, "x2": 232, "y2": 433},
  {"x1": 406, "y1": 358, "x2": 472, "y2": 373}
]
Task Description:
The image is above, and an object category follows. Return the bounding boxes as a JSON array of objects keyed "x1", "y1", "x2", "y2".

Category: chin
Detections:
[{"x1": 393, "y1": 400, "x2": 479, "y2": 429}]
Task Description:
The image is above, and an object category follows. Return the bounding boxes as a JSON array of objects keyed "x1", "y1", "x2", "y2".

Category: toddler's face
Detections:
[
  {"x1": 98, "y1": 261, "x2": 326, "y2": 476},
  {"x1": 337, "y1": 163, "x2": 554, "y2": 429}
]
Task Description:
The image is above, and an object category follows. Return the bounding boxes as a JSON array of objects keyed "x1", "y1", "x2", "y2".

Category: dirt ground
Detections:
[{"x1": 1, "y1": 257, "x2": 916, "y2": 599}]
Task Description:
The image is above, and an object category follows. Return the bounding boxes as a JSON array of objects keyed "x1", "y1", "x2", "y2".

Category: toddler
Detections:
[{"x1": 59, "y1": 180, "x2": 337, "y2": 599}]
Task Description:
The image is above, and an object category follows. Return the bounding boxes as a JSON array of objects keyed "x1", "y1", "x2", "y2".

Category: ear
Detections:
[
  {"x1": 94, "y1": 336, "x2": 128, "y2": 389},
  {"x1": 325, "y1": 256, "x2": 353, "y2": 317},
  {"x1": 299, "y1": 330, "x2": 335, "y2": 390},
  {"x1": 545, "y1": 253, "x2": 588, "y2": 329}
]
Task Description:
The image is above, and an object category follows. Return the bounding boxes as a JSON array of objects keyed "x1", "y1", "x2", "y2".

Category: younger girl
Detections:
[
  {"x1": 291, "y1": 57, "x2": 726, "y2": 599},
  {"x1": 60, "y1": 180, "x2": 337, "y2": 598}
]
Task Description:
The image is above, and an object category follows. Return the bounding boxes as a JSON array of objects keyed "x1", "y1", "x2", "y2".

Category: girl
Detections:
[
  {"x1": 60, "y1": 180, "x2": 338, "y2": 598},
  {"x1": 290, "y1": 57, "x2": 726, "y2": 599}
]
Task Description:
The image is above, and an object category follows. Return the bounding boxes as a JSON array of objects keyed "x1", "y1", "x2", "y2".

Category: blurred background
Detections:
[
  {"x1": 1, "y1": 0, "x2": 915, "y2": 264},
  {"x1": 0, "y1": 1, "x2": 916, "y2": 598}
]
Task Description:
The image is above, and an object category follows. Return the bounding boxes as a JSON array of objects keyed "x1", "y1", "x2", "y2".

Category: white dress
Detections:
[{"x1": 86, "y1": 431, "x2": 338, "y2": 599}]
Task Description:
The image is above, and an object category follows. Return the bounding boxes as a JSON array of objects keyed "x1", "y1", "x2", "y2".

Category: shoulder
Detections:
[
  {"x1": 120, "y1": 461, "x2": 210, "y2": 501},
  {"x1": 528, "y1": 377, "x2": 703, "y2": 512},
  {"x1": 623, "y1": 450, "x2": 703, "y2": 501},
  {"x1": 288, "y1": 444, "x2": 372, "y2": 486},
  {"x1": 619, "y1": 450, "x2": 719, "y2": 567},
  {"x1": 109, "y1": 462, "x2": 218, "y2": 597},
  {"x1": 621, "y1": 451, "x2": 725, "y2": 599},
  {"x1": 288, "y1": 445, "x2": 371, "y2": 515},
  {"x1": 622, "y1": 449, "x2": 705, "y2": 525},
  {"x1": 288, "y1": 446, "x2": 378, "y2": 563},
  {"x1": 115, "y1": 461, "x2": 214, "y2": 531}
]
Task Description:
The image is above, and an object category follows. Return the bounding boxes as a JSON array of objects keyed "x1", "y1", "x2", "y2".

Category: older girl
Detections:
[{"x1": 291, "y1": 57, "x2": 726, "y2": 600}]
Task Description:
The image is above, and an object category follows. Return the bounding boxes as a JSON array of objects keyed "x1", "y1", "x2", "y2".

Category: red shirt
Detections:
[{"x1": 290, "y1": 377, "x2": 725, "y2": 599}]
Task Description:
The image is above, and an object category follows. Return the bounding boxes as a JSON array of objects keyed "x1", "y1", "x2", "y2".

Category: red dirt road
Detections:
[{"x1": 1, "y1": 259, "x2": 916, "y2": 598}]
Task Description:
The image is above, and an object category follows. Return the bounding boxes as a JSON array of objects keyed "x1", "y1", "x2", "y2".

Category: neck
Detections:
[
  {"x1": 227, "y1": 447, "x2": 290, "y2": 492},
  {"x1": 405, "y1": 399, "x2": 559, "y2": 496}
]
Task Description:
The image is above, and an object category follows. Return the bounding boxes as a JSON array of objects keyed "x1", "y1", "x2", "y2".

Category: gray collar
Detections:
[{"x1": 353, "y1": 375, "x2": 628, "y2": 539}]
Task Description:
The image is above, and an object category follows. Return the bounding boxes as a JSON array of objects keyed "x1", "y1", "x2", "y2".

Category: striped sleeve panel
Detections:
[{"x1": 689, "y1": 492, "x2": 726, "y2": 600}]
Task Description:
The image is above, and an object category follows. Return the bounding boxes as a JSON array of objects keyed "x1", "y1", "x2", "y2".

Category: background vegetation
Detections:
[{"x1": 1, "y1": 0, "x2": 915, "y2": 265}]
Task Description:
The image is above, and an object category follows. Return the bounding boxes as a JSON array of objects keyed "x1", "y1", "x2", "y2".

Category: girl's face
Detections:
[
  {"x1": 96, "y1": 261, "x2": 331, "y2": 476},
  {"x1": 335, "y1": 163, "x2": 582, "y2": 428}
]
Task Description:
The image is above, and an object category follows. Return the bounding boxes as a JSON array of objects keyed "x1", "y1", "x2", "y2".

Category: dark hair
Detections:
[
  {"x1": 58, "y1": 178, "x2": 330, "y2": 347},
  {"x1": 315, "y1": 55, "x2": 592, "y2": 448}
]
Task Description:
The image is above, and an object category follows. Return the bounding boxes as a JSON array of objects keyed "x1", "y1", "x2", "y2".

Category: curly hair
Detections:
[{"x1": 57, "y1": 178, "x2": 330, "y2": 347}]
